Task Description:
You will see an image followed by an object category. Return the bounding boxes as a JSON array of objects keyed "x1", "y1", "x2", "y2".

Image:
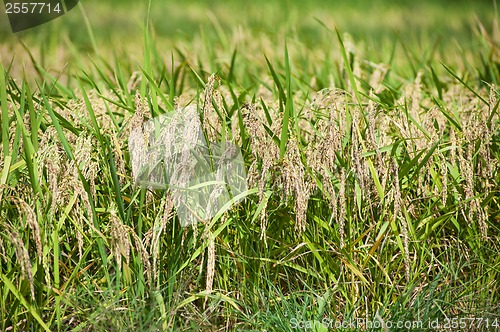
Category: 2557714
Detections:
[{"x1": 5, "y1": 2, "x2": 61, "y2": 14}]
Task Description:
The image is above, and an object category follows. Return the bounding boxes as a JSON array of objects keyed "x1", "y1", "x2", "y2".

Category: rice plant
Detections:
[{"x1": 0, "y1": 0, "x2": 499, "y2": 330}]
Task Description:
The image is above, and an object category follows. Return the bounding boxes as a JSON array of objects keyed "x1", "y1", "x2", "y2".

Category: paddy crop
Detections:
[{"x1": 0, "y1": 1, "x2": 499, "y2": 330}]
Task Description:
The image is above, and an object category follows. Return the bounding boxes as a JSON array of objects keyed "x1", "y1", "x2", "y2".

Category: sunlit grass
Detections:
[{"x1": 1, "y1": 0, "x2": 500, "y2": 331}]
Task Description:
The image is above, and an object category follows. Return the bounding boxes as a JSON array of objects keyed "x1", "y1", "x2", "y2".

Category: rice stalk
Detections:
[
  {"x1": 109, "y1": 207, "x2": 131, "y2": 270},
  {"x1": 149, "y1": 193, "x2": 174, "y2": 284},
  {"x1": 4, "y1": 225, "x2": 35, "y2": 301},
  {"x1": 11, "y1": 197, "x2": 42, "y2": 261},
  {"x1": 393, "y1": 158, "x2": 410, "y2": 282},
  {"x1": 204, "y1": 229, "x2": 216, "y2": 308},
  {"x1": 282, "y1": 138, "x2": 311, "y2": 233},
  {"x1": 339, "y1": 168, "x2": 347, "y2": 248},
  {"x1": 202, "y1": 74, "x2": 224, "y2": 142}
]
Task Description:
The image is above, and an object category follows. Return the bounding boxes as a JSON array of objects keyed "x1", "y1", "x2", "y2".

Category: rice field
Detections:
[{"x1": 1, "y1": 0, "x2": 500, "y2": 331}]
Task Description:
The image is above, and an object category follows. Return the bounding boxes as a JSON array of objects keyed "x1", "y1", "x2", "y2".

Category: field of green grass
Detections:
[{"x1": 1, "y1": 0, "x2": 500, "y2": 330}]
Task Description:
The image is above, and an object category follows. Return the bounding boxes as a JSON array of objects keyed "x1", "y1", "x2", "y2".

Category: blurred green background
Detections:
[
  {"x1": 0, "y1": 0, "x2": 495, "y2": 45},
  {"x1": 0, "y1": 0, "x2": 497, "y2": 89}
]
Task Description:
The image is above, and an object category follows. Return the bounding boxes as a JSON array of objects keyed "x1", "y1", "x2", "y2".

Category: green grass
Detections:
[{"x1": 1, "y1": 0, "x2": 500, "y2": 330}]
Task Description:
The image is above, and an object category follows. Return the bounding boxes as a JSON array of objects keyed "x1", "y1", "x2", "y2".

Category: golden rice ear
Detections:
[
  {"x1": 369, "y1": 63, "x2": 389, "y2": 94},
  {"x1": 9, "y1": 197, "x2": 42, "y2": 262},
  {"x1": 5, "y1": 225, "x2": 35, "y2": 301},
  {"x1": 107, "y1": 202, "x2": 153, "y2": 285},
  {"x1": 242, "y1": 102, "x2": 279, "y2": 239},
  {"x1": 204, "y1": 230, "x2": 215, "y2": 309},
  {"x1": 109, "y1": 205, "x2": 131, "y2": 270},
  {"x1": 282, "y1": 138, "x2": 310, "y2": 234},
  {"x1": 339, "y1": 168, "x2": 346, "y2": 248},
  {"x1": 127, "y1": 71, "x2": 142, "y2": 94},
  {"x1": 202, "y1": 74, "x2": 224, "y2": 142},
  {"x1": 150, "y1": 194, "x2": 174, "y2": 285},
  {"x1": 128, "y1": 225, "x2": 152, "y2": 287},
  {"x1": 392, "y1": 158, "x2": 410, "y2": 282}
]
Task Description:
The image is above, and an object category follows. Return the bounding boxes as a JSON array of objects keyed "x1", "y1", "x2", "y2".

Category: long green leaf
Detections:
[
  {"x1": 0, "y1": 272, "x2": 51, "y2": 332},
  {"x1": 0, "y1": 62, "x2": 9, "y2": 157}
]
